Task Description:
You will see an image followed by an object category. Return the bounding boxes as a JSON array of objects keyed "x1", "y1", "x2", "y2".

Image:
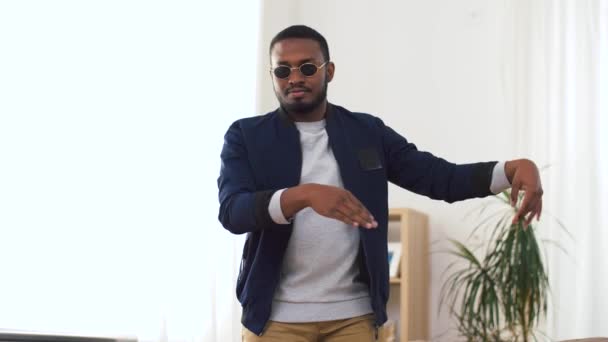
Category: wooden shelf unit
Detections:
[{"x1": 388, "y1": 208, "x2": 429, "y2": 341}]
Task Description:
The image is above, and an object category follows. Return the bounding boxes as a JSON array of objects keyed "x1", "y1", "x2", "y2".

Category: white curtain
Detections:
[
  {"x1": 501, "y1": 0, "x2": 608, "y2": 339},
  {"x1": 0, "y1": 1, "x2": 260, "y2": 341}
]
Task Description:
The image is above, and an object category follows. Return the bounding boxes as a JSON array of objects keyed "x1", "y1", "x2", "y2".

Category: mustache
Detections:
[{"x1": 285, "y1": 85, "x2": 312, "y2": 95}]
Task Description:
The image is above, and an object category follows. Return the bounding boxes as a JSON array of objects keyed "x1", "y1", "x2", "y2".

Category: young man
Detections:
[{"x1": 217, "y1": 25, "x2": 543, "y2": 341}]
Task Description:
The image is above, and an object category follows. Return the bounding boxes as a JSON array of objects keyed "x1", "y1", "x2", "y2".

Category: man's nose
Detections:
[{"x1": 287, "y1": 67, "x2": 305, "y2": 83}]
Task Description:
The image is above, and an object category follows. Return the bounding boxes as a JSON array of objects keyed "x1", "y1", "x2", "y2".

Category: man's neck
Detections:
[{"x1": 289, "y1": 101, "x2": 327, "y2": 122}]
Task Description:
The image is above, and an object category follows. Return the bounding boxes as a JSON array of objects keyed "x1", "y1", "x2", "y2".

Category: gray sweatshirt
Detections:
[{"x1": 268, "y1": 119, "x2": 373, "y2": 322}]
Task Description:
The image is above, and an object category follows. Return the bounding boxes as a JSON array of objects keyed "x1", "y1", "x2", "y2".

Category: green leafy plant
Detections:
[{"x1": 440, "y1": 190, "x2": 569, "y2": 341}]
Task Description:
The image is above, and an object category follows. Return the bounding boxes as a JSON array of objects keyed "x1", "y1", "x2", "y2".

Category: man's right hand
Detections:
[{"x1": 281, "y1": 183, "x2": 378, "y2": 229}]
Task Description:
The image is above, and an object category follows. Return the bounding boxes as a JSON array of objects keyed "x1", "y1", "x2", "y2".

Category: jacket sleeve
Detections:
[
  {"x1": 217, "y1": 121, "x2": 279, "y2": 234},
  {"x1": 378, "y1": 118, "x2": 497, "y2": 203}
]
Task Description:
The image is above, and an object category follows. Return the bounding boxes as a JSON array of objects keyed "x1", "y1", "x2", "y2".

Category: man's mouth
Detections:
[{"x1": 287, "y1": 88, "x2": 310, "y2": 97}]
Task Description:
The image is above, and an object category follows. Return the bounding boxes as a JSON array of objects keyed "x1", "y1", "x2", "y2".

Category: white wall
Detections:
[{"x1": 258, "y1": 0, "x2": 519, "y2": 339}]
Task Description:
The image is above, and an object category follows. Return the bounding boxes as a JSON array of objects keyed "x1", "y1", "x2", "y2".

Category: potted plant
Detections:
[{"x1": 440, "y1": 190, "x2": 568, "y2": 341}]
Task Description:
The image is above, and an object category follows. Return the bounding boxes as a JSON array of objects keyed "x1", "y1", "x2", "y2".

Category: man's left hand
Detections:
[{"x1": 504, "y1": 159, "x2": 544, "y2": 227}]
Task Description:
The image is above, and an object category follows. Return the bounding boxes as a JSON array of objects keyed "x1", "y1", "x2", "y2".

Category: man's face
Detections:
[{"x1": 270, "y1": 38, "x2": 334, "y2": 115}]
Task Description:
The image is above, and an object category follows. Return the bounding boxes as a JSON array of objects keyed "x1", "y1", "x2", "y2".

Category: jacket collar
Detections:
[
  {"x1": 277, "y1": 102, "x2": 336, "y2": 126},
  {"x1": 276, "y1": 102, "x2": 357, "y2": 192}
]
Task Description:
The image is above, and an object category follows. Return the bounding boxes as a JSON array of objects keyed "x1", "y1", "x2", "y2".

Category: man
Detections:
[{"x1": 217, "y1": 25, "x2": 543, "y2": 341}]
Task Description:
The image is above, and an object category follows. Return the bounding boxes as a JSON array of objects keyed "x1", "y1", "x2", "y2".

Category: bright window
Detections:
[{"x1": 0, "y1": 1, "x2": 260, "y2": 340}]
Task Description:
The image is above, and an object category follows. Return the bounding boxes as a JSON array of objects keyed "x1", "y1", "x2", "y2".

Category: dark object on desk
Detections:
[{"x1": 0, "y1": 331, "x2": 136, "y2": 342}]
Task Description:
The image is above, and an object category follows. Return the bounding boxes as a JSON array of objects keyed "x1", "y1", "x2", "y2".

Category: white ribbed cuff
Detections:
[
  {"x1": 268, "y1": 188, "x2": 291, "y2": 224},
  {"x1": 490, "y1": 161, "x2": 511, "y2": 194}
]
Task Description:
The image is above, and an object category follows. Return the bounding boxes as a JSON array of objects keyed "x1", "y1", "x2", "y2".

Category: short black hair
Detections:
[{"x1": 269, "y1": 25, "x2": 330, "y2": 62}]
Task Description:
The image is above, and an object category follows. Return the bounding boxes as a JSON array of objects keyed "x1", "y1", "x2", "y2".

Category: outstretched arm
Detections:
[
  {"x1": 381, "y1": 120, "x2": 497, "y2": 203},
  {"x1": 380, "y1": 118, "x2": 544, "y2": 223}
]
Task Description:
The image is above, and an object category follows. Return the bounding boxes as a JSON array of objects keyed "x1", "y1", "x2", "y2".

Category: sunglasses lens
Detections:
[
  {"x1": 300, "y1": 64, "x2": 317, "y2": 76},
  {"x1": 273, "y1": 66, "x2": 290, "y2": 79}
]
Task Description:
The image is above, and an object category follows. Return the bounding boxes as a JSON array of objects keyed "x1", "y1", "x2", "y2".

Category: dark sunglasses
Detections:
[{"x1": 270, "y1": 61, "x2": 329, "y2": 79}]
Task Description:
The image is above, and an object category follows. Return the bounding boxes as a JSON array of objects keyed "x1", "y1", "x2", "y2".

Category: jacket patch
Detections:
[{"x1": 358, "y1": 147, "x2": 383, "y2": 171}]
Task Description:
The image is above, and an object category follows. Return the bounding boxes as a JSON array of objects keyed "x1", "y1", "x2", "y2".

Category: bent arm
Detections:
[{"x1": 217, "y1": 122, "x2": 280, "y2": 234}]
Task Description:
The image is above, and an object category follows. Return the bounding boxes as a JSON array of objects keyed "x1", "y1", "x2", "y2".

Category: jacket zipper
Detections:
[
  {"x1": 258, "y1": 252, "x2": 287, "y2": 337},
  {"x1": 359, "y1": 235, "x2": 379, "y2": 341}
]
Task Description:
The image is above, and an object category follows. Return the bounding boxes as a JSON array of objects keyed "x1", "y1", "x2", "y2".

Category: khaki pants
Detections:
[{"x1": 242, "y1": 313, "x2": 376, "y2": 342}]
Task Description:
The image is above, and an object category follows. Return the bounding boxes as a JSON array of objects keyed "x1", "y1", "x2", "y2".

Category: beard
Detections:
[{"x1": 278, "y1": 80, "x2": 328, "y2": 115}]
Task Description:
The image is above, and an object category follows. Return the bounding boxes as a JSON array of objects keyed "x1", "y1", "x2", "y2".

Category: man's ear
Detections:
[{"x1": 327, "y1": 62, "x2": 335, "y2": 82}]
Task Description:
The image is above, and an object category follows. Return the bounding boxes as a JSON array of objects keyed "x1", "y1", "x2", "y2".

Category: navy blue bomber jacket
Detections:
[{"x1": 217, "y1": 103, "x2": 496, "y2": 336}]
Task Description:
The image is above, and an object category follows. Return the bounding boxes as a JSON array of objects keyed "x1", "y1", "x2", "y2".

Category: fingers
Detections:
[
  {"x1": 513, "y1": 189, "x2": 543, "y2": 228},
  {"x1": 507, "y1": 160, "x2": 544, "y2": 228},
  {"x1": 332, "y1": 210, "x2": 355, "y2": 226},
  {"x1": 510, "y1": 181, "x2": 522, "y2": 225},
  {"x1": 515, "y1": 196, "x2": 535, "y2": 226},
  {"x1": 528, "y1": 199, "x2": 542, "y2": 225},
  {"x1": 334, "y1": 207, "x2": 366, "y2": 228},
  {"x1": 310, "y1": 186, "x2": 378, "y2": 229},
  {"x1": 510, "y1": 181, "x2": 521, "y2": 207},
  {"x1": 339, "y1": 204, "x2": 377, "y2": 230},
  {"x1": 524, "y1": 199, "x2": 543, "y2": 227},
  {"x1": 524, "y1": 207, "x2": 535, "y2": 227},
  {"x1": 345, "y1": 192, "x2": 377, "y2": 227},
  {"x1": 512, "y1": 186, "x2": 531, "y2": 225},
  {"x1": 332, "y1": 192, "x2": 377, "y2": 229}
]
